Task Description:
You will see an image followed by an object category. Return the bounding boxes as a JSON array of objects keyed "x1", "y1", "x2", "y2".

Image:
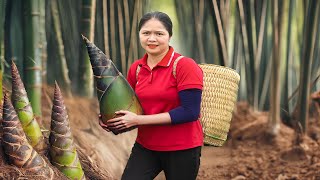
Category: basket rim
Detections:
[{"x1": 199, "y1": 63, "x2": 238, "y2": 74}]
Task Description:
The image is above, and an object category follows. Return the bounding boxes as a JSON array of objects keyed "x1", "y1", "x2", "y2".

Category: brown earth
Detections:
[{"x1": 1, "y1": 86, "x2": 320, "y2": 180}]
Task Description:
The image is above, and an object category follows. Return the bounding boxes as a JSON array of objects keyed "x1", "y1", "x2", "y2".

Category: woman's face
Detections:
[{"x1": 139, "y1": 18, "x2": 171, "y2": 56}]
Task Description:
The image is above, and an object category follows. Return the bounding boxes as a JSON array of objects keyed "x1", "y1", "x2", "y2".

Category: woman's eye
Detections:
[
  {"x1": 157, "y1": 33, "x2": 163, "y2": 36},
  {"x1": 143, "y1": 32, "x2": 149, "y2": 35}
]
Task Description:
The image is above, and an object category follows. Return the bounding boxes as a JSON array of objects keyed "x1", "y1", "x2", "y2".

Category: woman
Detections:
[{"x1": 100, "y1": 11, "x2": 203, "y2": 180}]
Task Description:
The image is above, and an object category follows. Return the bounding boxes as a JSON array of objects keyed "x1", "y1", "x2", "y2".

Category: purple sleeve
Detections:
[{"x1": 169, "y1": 89, "x2": 202, "y2": 124}]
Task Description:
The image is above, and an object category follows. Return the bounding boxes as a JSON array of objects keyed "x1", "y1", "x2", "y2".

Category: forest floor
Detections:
[
  {"x1": 197, "y1": 102, "x2": 320, "y2": 180},
  {"x1": 1, "y1": 86, "x2": 320, "y2": 179}
]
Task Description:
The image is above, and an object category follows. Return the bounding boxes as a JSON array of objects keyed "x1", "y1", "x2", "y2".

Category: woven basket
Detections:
[{"x1": 198, "y1": 64, "x2": 240, "y2": 146}]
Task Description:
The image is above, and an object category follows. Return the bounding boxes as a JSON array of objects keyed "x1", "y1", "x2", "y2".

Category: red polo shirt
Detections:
[{"x1": 127, "y1": 47, "x2": 203, "y2": 151}]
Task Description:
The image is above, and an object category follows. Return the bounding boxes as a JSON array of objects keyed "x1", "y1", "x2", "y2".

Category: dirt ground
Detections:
[
  {"x1": 61, "y1": 95, "x2": 320, "y2": 180},
  {"x1": 2, "y1": 86, "x2": 320, "y2": 179}
]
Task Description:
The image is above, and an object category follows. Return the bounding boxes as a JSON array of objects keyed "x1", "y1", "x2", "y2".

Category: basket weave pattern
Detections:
[{"x1": 199, "y1": 64, "x2": 240, "y2": 146}]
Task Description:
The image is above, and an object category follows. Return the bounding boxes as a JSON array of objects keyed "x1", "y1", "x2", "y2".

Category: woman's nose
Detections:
[{"x1": 148, "y1": 34, "x2": 156, "y2": 41}]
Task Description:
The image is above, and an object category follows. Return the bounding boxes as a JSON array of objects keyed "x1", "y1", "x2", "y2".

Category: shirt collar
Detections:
[{"x1": 139, "y1": 46, "x2": 175, "y2": 67}]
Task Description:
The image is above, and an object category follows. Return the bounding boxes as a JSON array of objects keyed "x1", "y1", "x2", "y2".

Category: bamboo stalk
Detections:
[
  {"x1": 102, "y1": 0, "x2": 110, "y2": 58},
  {"x1": 109, "y1": 0, "x2": 117, "y2": 63},
  {"x1": 254, "y1": 0, "x2": 267, "y2": 110},
  {"x1": 268, "y1": 0, "x2": 281, "y2": 136},
  {"x1": 39, "y1": 0, "x2": 46, "y2": 83},
  {"x1": 0, "y1": 0, "x2": 6, "y2": 73},
  {"x1": 250, "y1": 0, "x2": 257, "y2": 58},
  {"x1": 127, "y1": 0, "x2": 139, "y2": 67},
  {"x1": 194, "y1": 0, "x2": 205, "y2": 63},
  {"x1": 51, "y1": 0, "x2": 72, "y2": 98},
  {"x1": 238, "y1": 0, "x2": 253, "y2": 105},
  {"x1": 212, "y1": 0, "x2": 228, "y2": 65},
  {"x1": 79, "y1": 0, "x2": 96, "y2": 97},
  {"x1": 283, "y1": 0, "x2": 295, "y2": 121},
  {"x1": 117, "y1": 0, "x2": 126, "y2": 74},
  {"x1": 295, "y1": 0, "x2": 319, "y2": 132},
  {"x1": 22, "y1": 0, "x2": 42, "y2": 116},
  {"x1": 123, "y1": 0, "x2": 130, "y2": 42}
]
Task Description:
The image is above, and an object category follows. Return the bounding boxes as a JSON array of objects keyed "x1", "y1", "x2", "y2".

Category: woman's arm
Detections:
[
  {"x1": 105, "y1": 111, "x2": 171, "y2": 131},
  {"x1": 106, "y1": 88, "x2": 202, "y2": 131}
]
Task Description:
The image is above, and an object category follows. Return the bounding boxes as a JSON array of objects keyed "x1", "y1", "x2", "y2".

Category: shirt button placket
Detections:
[{"x1": 149, "y1": 71, "x2": 153, "y2": 83}]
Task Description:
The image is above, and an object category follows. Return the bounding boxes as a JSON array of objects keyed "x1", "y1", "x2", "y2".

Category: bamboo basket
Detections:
[{"x1": 198, "y1": 64, "x2": 240, "y2": 146}]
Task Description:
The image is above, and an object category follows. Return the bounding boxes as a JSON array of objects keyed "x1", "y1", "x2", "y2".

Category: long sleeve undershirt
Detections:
[{"x1": 169, "y1": 89, "x2": 202, "y2": 124}]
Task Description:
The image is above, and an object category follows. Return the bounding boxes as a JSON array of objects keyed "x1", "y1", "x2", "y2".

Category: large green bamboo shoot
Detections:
[
  {"x1": 2, "y1": 93, "x2": 53, "y2": 178},
  {"x1": 82, "y1": 35, "x2": 143, "y2": 135},
  {"x1": 11, "y1": 61, "x2": 44, "y2": 151},
  {"x1": 49, "y1": 82, "x2": 85, "y2": 180}
]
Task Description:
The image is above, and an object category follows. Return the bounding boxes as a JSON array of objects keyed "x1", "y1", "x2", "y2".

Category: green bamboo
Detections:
[
  {"x1": 254, "y1": 0, "x2": 267, "y2": 111},
  {"x1": 2, "y1": 93, "x2": 53, "y2": 178},
  {"x1": 259, "y1": 0, "x2": 273, "y2": 111},
  {"x1": 51, "y1": 0, "x2": 72, "y2": 97},
  {"x1": 117, "y1": 0, "x2": 127, "y2": 75},
  {"x1": 79, "y1": 0, "x2": 96, "y2": 97},
  {"x1": 102, "y1": 0, "x2": 110, "y2": 58},
  {"x1": 5, "y1": 0, "x2": 24, "y2": 78},
  {"x1": 82, "y1": 35, "x2": 143, "y2": 135},
  {"x1": 49, "y1": 82, "x2": 85, "y2": 180},
  {"x1": 238, "y1": 0, "x2": 254, "y2": 105},
  {"x1": 194, "y1": 0, "x2": 205, "y2": 63},
  {"x1": 127, "y1": 0, "x2": 139, "y2": 66},
  {"x1": 231, "y1": 20, "x2": 241, "y2": 71},
  {"x1": 54, "y1": 0, "x2": 81, "y2": 90},
  {"x1": 267, "y1": 0, "x2": 281, "y2": 136},
  {"x1": 22, "y1": 0, "x2": 42, "y2": 116},
  {"x1": 0, "y1": 0, "x2": 5, "y2": 74},
  {"x1": 282, "y1": 0, "x2": 295, "y2": 124},
  {"x1": 311, "y1": 13, "x2": 320, "y2": 90},
  {"x1": 39, "y1": 0, "x2": 46, "y2": 83},
  {"x1": 11, "y1": 61, "x2": 44, "y2": 151},
  {"x1": 212, "y1": 0, "x2": 228, "y2": 66},
  {"x1": 296, "y1": 0, "x2": 319, "y2": 132}
]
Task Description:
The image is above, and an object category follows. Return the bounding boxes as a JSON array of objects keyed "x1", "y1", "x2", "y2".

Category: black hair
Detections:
[{"x1": 138, "y1": 11, "x2": 173, "y2": 37}]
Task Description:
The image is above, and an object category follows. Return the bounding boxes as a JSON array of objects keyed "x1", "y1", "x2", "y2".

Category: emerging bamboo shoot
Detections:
[
  {"x1": 49, "y1": 82, "x2": 85, "y2": 180},
  {"x1": 2, "y1": 93, "x2": 53, "y2": 179},
  {"x1": 11, "y1": 61, "x2": 44, "y2": 151}
]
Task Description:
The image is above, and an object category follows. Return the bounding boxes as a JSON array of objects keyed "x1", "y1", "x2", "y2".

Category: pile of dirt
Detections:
[{"x1": 197, "y1": 102, "x2": 320, "y2": 180}]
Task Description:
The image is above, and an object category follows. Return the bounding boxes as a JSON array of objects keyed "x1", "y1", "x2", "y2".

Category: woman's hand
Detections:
[
  {"x1": 106, "y1": 110, "x2": 139, "y2": 131},
  {"x1": 98, "y1": 114, "x2": 110, "y2": 132}
]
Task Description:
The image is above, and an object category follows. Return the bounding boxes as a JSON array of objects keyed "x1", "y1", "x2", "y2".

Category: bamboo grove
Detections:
[{"x1": 0, "y1": 0, "x2": 319, "y2": 144}]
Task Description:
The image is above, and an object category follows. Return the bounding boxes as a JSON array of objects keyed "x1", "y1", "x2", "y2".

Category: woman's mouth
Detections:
[{"x1": 148, "y1": 45, "x2": 158, "y2": 49}]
